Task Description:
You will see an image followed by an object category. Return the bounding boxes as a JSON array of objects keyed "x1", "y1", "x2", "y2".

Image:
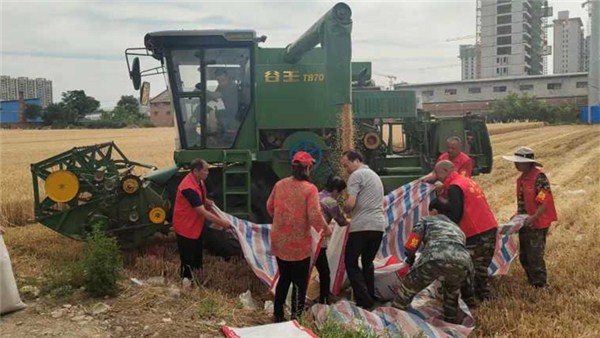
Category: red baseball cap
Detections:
[{"x1": 292, "y1": 151, "x2": 316, "y2": 167}]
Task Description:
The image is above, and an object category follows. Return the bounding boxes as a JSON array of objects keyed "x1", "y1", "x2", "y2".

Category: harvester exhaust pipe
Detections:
[{"x1": 283, "y1": 2, "x2": 354, "y2": 151}]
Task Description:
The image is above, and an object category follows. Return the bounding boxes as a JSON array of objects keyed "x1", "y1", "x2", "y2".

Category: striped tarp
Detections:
[{"x1": 213, "y1": 181, "x2": 525, "y2": 337}]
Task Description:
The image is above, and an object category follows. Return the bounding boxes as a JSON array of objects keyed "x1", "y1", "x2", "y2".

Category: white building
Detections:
[
  {"x1": 0, "y1": 75, "x2": 53, "y2": 107},
  {"x1": 553, "y1": 11, "x2": 585, "y2": 74},
  {"x1": 459, "y1": 45, "x2": 478, "y2": 80},
  {"x1": 480, "y1": 0, "x2": 551, "y2": 78}
]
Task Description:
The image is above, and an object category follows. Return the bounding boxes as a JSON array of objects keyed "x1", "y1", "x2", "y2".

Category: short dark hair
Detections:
[
  {"x1": 342, "y1": 149, "x2": 363, "y2": 163},
  {"x1": 291, "y1": 163, "x2": 310, "y2": 181},
  {"x1": 190, "y1": 159, "x2": 207, "y2": 171},
  {"x1": 325, "y1": 175, "x2": 347, "y2": 193},
  {"x1": 429, "y1": 198, "x2": 450, "y2": 216}
]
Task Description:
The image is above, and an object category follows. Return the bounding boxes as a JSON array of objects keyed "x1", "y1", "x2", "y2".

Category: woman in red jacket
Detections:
[
  {"x1": 266, "y1": 151, "x2": 330, "y2": 322},
  {"x1": 503, "y1": 147, "x2": 557, "y2": 288}
]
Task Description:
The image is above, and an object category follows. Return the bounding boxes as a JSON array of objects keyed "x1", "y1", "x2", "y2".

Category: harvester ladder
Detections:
[{"x1": 222, "y1": 150, "x2": 252, "y2": 220}]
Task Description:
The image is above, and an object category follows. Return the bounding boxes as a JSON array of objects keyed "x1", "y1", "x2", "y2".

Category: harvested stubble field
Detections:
[{"x1": 1, "y1": 124, "x2": 599, "y2": 338}]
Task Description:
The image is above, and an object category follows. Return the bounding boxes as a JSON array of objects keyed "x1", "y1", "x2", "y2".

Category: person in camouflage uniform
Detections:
[
  {"x1": 503, "y1": 147, "x2": 557, "y2": 288},
  {"x1": 434, "y1": 160, "x2": 498, "y2": 307},
  {"x1": 392, "y1": 199, "x2": 473, "y2": 324}
]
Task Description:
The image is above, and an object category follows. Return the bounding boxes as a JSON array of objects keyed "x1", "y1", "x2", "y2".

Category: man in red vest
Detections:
[
  {"x1": 173, "y1": 159, "x2": 232, "y2": 287},
  {"x1": 434, "y1": 160, "x2": 497, "y2": 306},
  {"x1": 422, "y1": 136, "x2": 474, "y2": 183},
  {"x1": 503, "y1": 147, "x2": 557, "y2": 288}
]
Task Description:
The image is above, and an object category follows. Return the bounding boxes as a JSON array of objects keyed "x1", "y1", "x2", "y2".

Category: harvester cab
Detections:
[{"x1": 31, "y1": 2, "x2": 492, "y2": 250}]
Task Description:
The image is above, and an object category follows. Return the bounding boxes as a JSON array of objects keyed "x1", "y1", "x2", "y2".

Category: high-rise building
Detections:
[
  {"x1": 480, "y1": 0, "x2": 552, "y2": 79},
  {"x1": 459, "y1": 45, "x2": 478, "y2": 80},
  {"x1": 0, "y1": 75, "x2": 53, "y2": 107},
  {"x1": 583, "y1": 35, "x2": 591, "y2": 72},
  {"x1": 553, "y1": 11, "x2": 585, "y2": 74}
]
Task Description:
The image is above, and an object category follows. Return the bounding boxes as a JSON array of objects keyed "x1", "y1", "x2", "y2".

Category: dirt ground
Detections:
[{"x1": 1, "y1": 124, "x2": 599, "y2": 337}]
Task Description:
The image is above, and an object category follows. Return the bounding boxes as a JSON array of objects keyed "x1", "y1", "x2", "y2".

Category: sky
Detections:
[{"x1": 0, "y1": 0, "x2": 589, "y2": 109}]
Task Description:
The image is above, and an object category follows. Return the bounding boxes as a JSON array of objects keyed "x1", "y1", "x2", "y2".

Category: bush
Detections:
[{"x1": 82, "y1": 224, "x2": 123, "y2": 297}]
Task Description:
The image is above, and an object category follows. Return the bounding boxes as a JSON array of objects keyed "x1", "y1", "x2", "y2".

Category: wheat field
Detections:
[{"x1": 1, "y1": 124, "x2": 599, "y2": 337}]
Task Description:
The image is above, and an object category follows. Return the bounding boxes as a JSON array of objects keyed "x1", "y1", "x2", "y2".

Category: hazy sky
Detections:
[{"x1": 1, "y1": 0, "x2": 589, "y2": 108}]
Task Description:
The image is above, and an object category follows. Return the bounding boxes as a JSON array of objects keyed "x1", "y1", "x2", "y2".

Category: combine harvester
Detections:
[{"x1": 31, "y1": 3, "x2": 492, "y2": 251}]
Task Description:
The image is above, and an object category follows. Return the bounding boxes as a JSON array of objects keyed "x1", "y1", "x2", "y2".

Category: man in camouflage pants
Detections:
[
  {"x1": 392, "y1": 199, "x2": 473, "y2": 324},
  {"x1": 434, "y1": 160, "x2": 498, "y2": 306},
  {"x1": 503, "y1": 147, "x2": 557, "y2": 288}
]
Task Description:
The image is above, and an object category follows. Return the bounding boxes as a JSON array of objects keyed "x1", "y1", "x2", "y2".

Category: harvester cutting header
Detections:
[{"x1": 31, "y1": 2, "x2": 492, "y2": 248}]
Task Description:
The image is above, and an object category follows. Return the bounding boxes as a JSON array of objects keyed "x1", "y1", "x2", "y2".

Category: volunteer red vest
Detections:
[
  {"x1": 444, "y1": 171, "x2": 497, "y2": 238},
  {"x1": 517, "y1": 166, "x2": 557, "y2": 229},
  {"x1": 438, "y1": 152, "x2": 473, "y2": 177},
  {"x1": 173, "y1": 172, "x2": 207, "y2": 239}
]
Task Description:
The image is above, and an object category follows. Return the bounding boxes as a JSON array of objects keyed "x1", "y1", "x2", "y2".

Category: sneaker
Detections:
[{"x1": 182, "y1": 278, "x2": 192, "y2": 290}]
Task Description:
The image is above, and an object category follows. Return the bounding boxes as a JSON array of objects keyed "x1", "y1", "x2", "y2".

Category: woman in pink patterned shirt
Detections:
[{"x1": 266, "y1": 151, "x2": 330, "y2": 322}]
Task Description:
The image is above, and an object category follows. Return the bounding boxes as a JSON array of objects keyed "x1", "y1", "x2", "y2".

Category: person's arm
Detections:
[
  {"x1": 446, "y1": 185, "x2": 464, "y2": 224},
  {"x1": 404, "y1": 221, "x2": 425, "y2": 266},
  {"x1": 343, "y1": 173, "x2": 360, "y2": 213},
  {"x1": 266, "y1": 185, "x2": 276, "y2": 218},
  {"x1": 182, "y1": 189, "x2": 230, "y2": 229},
  {"x1": 194, "y1": 205, "x2": 231, "y2": 229},
  {"x1": 420, "y1": 171, "x2": 437, "y2": 183},
  {"x1": 307, "y1": 188, "x2": 331, "y2": 236},
  {"x1": 343, "y1": 194, "x2": 357, "y2": 213},
  {"x1": 330, "y1": 204, "x2": 348, "y2": 227},
  {"x1": 525, "y1": 174, "x2": 552, "y2": 226}
]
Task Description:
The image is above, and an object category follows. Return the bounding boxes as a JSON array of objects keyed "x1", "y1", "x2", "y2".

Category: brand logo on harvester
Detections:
[{"x1": 264, "y1": 71, "x2": 325, "y2": 83}]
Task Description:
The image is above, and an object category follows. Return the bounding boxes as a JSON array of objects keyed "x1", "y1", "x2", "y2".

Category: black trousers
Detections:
[
  {"x1": 176, "y1": 233, "x2": 203, "y2": 279},
  {"x1": 344, "y1": 231, "x2": 383, "y2": 308},
  {"x1": 274, "y1": 257, "x2": 310, "y2": 320},
  {"x1": 315, "y1": 248, "x2": 331, "y2": 304}
]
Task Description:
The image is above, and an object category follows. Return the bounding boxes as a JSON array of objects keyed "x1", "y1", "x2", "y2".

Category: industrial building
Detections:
[
  {"x1": 0, "y1": 75, "x2": 53, "y2": 108},
  {"x1": 395, "y1": 72, "x2": 588, "y2": 116},
  {"x1": 0, "y1": 96, "x2": 43, "y2": 124}
]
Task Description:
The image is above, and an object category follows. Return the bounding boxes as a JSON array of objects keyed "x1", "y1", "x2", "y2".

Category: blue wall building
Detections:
[{"x1": 0, "y1": 98, "x2": 43, "y2": 123}]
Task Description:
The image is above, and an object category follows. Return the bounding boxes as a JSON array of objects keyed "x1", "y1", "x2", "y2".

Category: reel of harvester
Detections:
[{"x1": 31, "y1": 142, "x2": 171, "y2": 248}]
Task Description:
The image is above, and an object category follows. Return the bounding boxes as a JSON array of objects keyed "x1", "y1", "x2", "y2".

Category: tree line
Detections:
[
  {"x1": 25, "y1": 90, "x2": 151, "y2": 128},
  {"x1": 487, "y1": 92, "x2": 580, "y2": 124}
]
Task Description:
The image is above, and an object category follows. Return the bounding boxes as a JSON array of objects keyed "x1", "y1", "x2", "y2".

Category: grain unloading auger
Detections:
[{"x1": 31, "y1": 2, "x2": 493, "y2": 251}]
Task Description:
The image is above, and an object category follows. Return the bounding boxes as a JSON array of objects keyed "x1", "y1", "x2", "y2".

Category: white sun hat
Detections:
[{"x1": 502, "y1": 146, "x2": 543, "y2": 167}]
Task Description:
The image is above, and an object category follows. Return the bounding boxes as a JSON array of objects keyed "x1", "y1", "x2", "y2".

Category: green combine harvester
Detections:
[{"x1": 30, "y1": 3, "x2": 492, "y2": 251}]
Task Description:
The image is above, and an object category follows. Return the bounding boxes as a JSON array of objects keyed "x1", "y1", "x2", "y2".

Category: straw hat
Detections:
[{"x1": 502, "y1": 146, "x2": 543, "y2": 167}]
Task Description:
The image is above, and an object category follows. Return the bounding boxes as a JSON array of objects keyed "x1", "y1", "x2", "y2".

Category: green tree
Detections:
[
  {"x1": 61, "y1": 90, "x2": 100, "y2": 122},
  {"x1": 42, "y1": 102, "x2": 76, "y2": 125},
  {"x1": 489, "y1": 92, "x2": 545, "y2": 122},
  {"x1": 24, "y1": 104, "x2": 43, "y2": 120},
  {"x1": 116, "y1": 95, "x2": 139, "y2": 112},
  {"x1": 103, "y1": 95, "x2": 146, "y2": 125}
]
